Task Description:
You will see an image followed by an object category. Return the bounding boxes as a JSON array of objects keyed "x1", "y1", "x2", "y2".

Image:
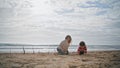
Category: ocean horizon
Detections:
[{"x1": 0, "y1": 43, "x2": 120, "y2": 53}]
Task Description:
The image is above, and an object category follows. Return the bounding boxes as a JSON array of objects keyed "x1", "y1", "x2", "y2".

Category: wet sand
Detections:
[{"x1": 0, "y1": 50, "x2": 120, "y2": 68}]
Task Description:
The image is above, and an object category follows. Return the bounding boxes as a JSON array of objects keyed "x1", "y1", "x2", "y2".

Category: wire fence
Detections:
[{"x1": 0, "y1": 45, "x2": 58, "y2": 54}]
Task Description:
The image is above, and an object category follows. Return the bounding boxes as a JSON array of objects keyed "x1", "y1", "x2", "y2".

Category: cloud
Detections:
[
  {"x1": 85, "y1": 1, "x2": 110, "y2": 9},
  {"x1": 51, "y1": 0, "x2": 120, "y2": 21},
  {"x1": 0, "y1": 0, "x2": 120, "y2": 45},
  {"x1": 50, "y1": 0, "x2": 120, "y2": 44},
  {"x1": 95, "y1": 10, "x2": 107, "y2": 16},
  {"x1": 55, "y1": 8, "x2": 74, "y2": 14}
]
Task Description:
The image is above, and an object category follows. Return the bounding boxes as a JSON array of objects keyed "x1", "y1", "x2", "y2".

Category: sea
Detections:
[{"x1": 0, "y1": 43, "x2": 120, "y2": 53}]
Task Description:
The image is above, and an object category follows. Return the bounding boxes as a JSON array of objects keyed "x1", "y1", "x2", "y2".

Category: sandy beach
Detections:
[{"x1": 0, "y1": 51, "x2": 120, "y2": 68}]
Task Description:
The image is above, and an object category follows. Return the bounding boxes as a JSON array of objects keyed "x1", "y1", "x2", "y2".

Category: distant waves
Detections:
[{"x1": 0, "y1": 43, "x2": 120, "y2": 53}]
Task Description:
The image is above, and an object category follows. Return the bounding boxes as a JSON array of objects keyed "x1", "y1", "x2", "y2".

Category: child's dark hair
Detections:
[
  {"x1": 65, "y1": 35, "x2": 71, "y2": 40},
  {"x1": 65, "y1": 35, "x2": 72, "y2": 43},
  {"x1": 79, "y1": 41, "x2": 86, "y2": 46}
]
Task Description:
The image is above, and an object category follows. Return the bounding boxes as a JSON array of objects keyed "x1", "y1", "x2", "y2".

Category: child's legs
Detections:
[
  {"x1": 57, "y1": 48, "x2": 65, "y2": 55},
  {"x1": 65, "y1": 50, "x2": 69, "y2": 55},
  {"x1": 79, "y1": 51, "x2": 84, "y2": 55}
]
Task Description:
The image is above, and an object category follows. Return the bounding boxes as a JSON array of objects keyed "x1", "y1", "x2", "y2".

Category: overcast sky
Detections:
[{"x1": 0, "y1": 0, "x2": 120, "y2": 45}]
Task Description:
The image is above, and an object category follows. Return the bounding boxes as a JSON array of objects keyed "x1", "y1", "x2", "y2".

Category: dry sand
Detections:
[{"x1": 0, "y1": 51, "x2": 120, "y2": 68}]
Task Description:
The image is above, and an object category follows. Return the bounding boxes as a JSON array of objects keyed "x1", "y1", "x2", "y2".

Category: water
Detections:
[{"x1": 0, "y1": 43, "x2": 120, "y2": 53}]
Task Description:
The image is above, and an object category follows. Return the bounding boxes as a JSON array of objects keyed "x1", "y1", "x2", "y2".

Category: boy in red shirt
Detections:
[{"x1": 77, "y1": 41, "x2": 87, "y2": 55}]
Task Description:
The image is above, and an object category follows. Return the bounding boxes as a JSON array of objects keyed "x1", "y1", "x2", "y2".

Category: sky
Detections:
[{"x1": 0, "y1": 0, "x2": 120, "y2": 45}]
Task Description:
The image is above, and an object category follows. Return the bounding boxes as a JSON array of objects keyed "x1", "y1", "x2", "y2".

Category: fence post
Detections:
[
  {"x1": 10, "y1": 48, "x2": 11, "y2": 54},
  {"x1": 23, "y1": 46, "x2": 25, "y2": 54},
  {"x1": 32, "y1": 46, "x2": 34, "y2": 54}
]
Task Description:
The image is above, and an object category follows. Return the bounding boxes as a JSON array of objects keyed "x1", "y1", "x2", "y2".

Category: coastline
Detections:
[{"x1": 0, "y1": 50, "x2": 120, "y2": 68}]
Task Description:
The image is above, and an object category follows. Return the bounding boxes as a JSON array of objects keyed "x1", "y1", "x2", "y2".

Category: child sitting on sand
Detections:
[
  {"x1": 57, "y1": 35, "x2": 72, "y2": 55},
  {"x1": 77, "y1": 41, "x2": 87, "y2": 55}
]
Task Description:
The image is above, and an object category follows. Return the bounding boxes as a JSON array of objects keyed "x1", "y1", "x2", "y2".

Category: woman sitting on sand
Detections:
[
  {"x1": 77, "y1": 41, "x2": 87, "y2": 55},
  {"x1": 57, "y1": 35, "x2": 72, "y2": 55}
]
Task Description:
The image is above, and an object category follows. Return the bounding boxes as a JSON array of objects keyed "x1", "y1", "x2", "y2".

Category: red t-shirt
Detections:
[{"x1": 77, "y1": 46, "x2": 87, "y2": 54}]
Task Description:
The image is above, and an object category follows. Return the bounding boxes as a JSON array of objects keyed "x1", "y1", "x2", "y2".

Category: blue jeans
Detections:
[{"x1": 57, "y1": 48, "x2": 69, "y2": 55}]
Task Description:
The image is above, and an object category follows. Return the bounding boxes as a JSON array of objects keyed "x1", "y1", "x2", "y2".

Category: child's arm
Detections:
[
  {"x1": 84, "y1": 46, "x2": 87, "y2": 53},
  {"x1": 77, "y1": 47, "x2": 80, "y2": 54}
]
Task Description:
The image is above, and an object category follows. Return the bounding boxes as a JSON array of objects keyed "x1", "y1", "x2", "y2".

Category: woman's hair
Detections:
[
  {"x1": 79, "y1": 41, "x2": 86, "y2": 46},
  {"x1": 65, "y1": 35, "x2": 72, "y2": 43}
]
